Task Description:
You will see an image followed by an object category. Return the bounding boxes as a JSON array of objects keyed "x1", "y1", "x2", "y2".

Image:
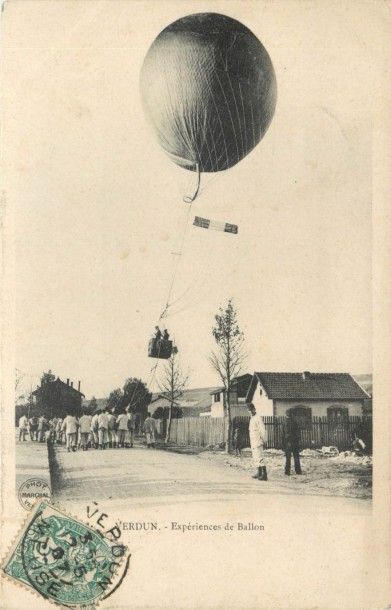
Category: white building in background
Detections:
[
  {"x1": 245, "y1": 371, "x2": 370, "y2": 425},
  {"x1": 207, "y1": 374, "x2": 253, "y2": 418},
  {"x1": 208, "y1": 388, "x2": 225, "y2": 418},
  {"x1": 150, "y1": 387, "x2": 221, "y2": 418}
]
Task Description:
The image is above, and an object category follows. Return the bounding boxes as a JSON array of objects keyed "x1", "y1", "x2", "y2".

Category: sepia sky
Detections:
[{"x1": 4, "y1": 1, "x2": 375, "y2": 399}]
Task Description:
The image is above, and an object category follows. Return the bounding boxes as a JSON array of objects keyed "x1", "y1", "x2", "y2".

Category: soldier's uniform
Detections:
[
  {"x1": 79, "y1": 414, "x2": 92, "y2": 450},
  {"x1": 108, "y1": 413, "x2": 117, "y2": 448},
  {"x1": 249, "y1": 411, "x2": 268, "y2": 480},
  {"x1": 90, "y1": 413, "x2": 99, "y2": 448},
  {"x1": 143, "y1": 416, "x2": 156, "y2": 448},
  {"x1": 116, "y1": 413, "x2": 128, "y2": 448},
  {"x1": 98, "y1": 411, "x2": 109, "y2": 449},
  {"x1": 61, "y1": 415, "x2": 78, "y2": 452}
]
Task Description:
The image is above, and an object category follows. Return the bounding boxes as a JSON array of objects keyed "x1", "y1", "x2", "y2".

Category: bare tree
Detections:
[
  {"x1": 25, "y1": 389, "x2": 35, "y2": 419},
  {"x1": 209, "y1": 299, "x2": 246, "y2": 453},
  {"x1": 158, "y1": 351, "x2": 189, "y2": 444},
  {"x1": 15, "y1": 368, "x2": 25, "y2": 402}
]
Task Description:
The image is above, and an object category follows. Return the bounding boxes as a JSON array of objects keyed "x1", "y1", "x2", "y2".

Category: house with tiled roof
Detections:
[
  {"x1": 32, "y1": 377, "x2": 85, "y2": 418},
  {"x1": 245, "y1": 371, "x2": 370, "y2": 424}
]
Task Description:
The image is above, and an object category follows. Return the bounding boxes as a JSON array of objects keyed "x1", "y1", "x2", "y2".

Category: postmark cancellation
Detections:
[{"x1": 1, "y1": 501, "x2": 129, "y2": 608}]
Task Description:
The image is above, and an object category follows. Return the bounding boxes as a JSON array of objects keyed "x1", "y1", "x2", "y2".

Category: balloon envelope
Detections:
[{"x1": 140, "y1": 12, "x2": 277, "y2": 173}]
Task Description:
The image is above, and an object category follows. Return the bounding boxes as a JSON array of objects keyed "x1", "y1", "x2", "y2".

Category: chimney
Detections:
[
  {"x1": 67, "y1": 378, "x2": 70, "y2": 386},
  {"x1": 302, "y1": 371, "x2": 311, "y2": 380},
  {"x1": 71, "y1": 381, "x2": 73, "y2": 388},
  {"x1": 78, "y1": 381, "x2": 81, "y2": 392}
]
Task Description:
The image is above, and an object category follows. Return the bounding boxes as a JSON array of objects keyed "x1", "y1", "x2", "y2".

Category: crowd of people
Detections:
[
  {"x1": 17, "y1": 409, "x2": 158, "y2": 452},
  {"x1": 18, "y1": 403, "x2": 367, "y2": 477}
]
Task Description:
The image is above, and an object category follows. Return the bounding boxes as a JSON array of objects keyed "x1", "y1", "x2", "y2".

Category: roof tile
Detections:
[{"x1": 254, "y1": 372, "x2": 369, "y2": 401}]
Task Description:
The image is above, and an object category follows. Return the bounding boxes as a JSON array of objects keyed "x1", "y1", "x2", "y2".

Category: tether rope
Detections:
[{"x1": 125, "y1": 187, "x2": 195, "y2": 408}]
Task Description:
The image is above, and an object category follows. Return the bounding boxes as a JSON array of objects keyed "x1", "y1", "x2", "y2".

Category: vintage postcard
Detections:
[{"x1": 1, "y1": 1, "x2": 390, "y2": 609}]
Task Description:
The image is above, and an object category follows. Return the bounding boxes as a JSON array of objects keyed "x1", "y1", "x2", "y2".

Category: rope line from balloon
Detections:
[
  {"x1": 125, "y1": 191, "x2": 194, "y2": 408},
  {"x1": 163, "y1": 200, "x2": 244, "y2": 321},
  {"x1": 124, "y1": 164, "x2": 196, "y2": 410},
  {"x1": 146, "y1": 187, "x2": 195, "y2": 388}
]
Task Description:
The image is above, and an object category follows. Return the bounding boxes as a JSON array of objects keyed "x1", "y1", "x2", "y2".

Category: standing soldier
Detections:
[
  {"x1": 29, "y1": 415, "x2": 38, "y2": 441},
  {"x1": 116, "y1": 410, "x2": 128, "y2": 448},
  {"x1": 18, "y1": 413, "x2": 28, "y2": 442},
  {"x1": 47, "y1": 418, "x2": 56, "y2": 443},
  {"x1": 107, "y1": 410, "x2": 117, "y2": 448},
  {"x1": 79, "y1": 410, "x2": 92, "y2": 451},
  {"x1": 90, "y1": 410, "x2": 99, "y2": 449},
  {"x1": 61, "y1": 411, "x2": 78, "y2": 452},
  {"x1": 232, "y1": 418, "x2": 245, "y2": 457},
  {"x1": 282, "y1": 413, "x2": 302, "y2": 475},
  {"x1": 247, "y1": 403, "x2": 268, "y2": 481},
  {"x1": 142, "y1": 412, "x2": 157, "y2": 448},
  {"x1": 37, "y1": 414, "x2": 48, "y2": 442},
  {"x1": 50, "y1": 418, "x2": 56, "y2": 443},
  {"x1": 98, "y1": 409, "x2": 109, "y2": 450},
  {"x1": 56, "y1": 417, "x2": 63, "y2": 444},
  {"x1": 127, "y1": 409, "x2": 137, "y2": 448}
]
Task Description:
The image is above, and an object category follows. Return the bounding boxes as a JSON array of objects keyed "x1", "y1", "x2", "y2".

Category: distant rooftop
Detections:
[
  {"x1": 33, "y1": 376, "x2": 85, "y2": 398},
  {"x1": 150, "y1": 386, "x2": 221, "y2": 415}
]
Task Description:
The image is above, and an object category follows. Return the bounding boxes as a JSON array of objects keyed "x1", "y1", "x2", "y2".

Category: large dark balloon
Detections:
[{"x1": 140, "y1": 13, "x2": 277, "y2": 174}]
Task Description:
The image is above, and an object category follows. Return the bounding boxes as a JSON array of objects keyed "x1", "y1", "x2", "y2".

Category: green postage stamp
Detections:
[{"x1": 1, "y1": 501, "x2": 129, "y2": 608}]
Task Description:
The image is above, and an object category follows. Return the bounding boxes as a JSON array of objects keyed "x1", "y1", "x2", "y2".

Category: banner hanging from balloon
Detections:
[{"x1": 193, "y1": 216, "x2": 238, "y2": 234}]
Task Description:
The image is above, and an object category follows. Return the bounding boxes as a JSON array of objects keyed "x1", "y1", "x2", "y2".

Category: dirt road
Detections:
[
  {"x1": 52, "y1": 442, "x2": 370, "y2": 516},
  {"x1": 11, "y1": 441, "x2": 373, "y2": 610}
]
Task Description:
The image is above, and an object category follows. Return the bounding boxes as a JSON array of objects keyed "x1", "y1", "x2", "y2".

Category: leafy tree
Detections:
[
  {"x1": 158, "y1": 351, "x2": 188, "y2": 443},
  {"x1": 88, "y1": 396, "x2": 98, "y2": 413},
  {"x1": 209, "y1": 299, "x2": 246, "y2": 453},
  {"x1": 41, "y1": 370, "x2": 56, "y2": 384},
  {"x1": 152, "y1": 405, "x2": 183, "y2": 420},
  {"x1": 107, "y1": 388, "x2": 123, "y2": 413},
  {"x1": 152, "y1": 406, "x2": 165, "y2": 420},
  {"x1": 123, "y1": 378, "x2": 151, "y2": 416}
]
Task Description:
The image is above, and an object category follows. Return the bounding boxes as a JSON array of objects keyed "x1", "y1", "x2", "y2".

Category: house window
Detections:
[
  {"x1": 213, "y1": 393, "x2": 220, "y2": 403},
  {"x1": 327, "y1": 405, "x2": 349, "y2": 424},
  {"x1": 287, "y1": 405, "x2": 312, "y2": 428}
]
